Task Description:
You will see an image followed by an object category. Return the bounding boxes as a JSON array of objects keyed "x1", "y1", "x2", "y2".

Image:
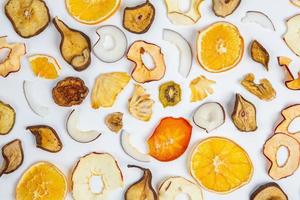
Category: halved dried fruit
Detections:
[
  {"x1": 158, "y1": 177, "x2": 203, "y2": 200},
  {"x1": 190, "y1": 75, "x2": 215, "y2": 102},
  {"x1": 67, "y1": 110, "x2": 101, "y2": 143},
  {"x1": 0, "y1": 100, "x2": 15, "y2": 135},
  {"x1": 28, "y1": 54, "x2": 61, "y2": 79},
  {"x1": 1, "y1": 139, "x2": 23, "y2": 174},
  {"x1": 197, "y1": 22, "x2": 244, "y2": 73},
  {"x1": 53, "y1": 17, "x2": 91, "y2": 71},
  {"x1": 147, "y1": 117, "x2": 192, "y2": 162},
  {"x1": 5, "y1": 0, "x2": 50, "y2": 38},
  {"x1": 72, "y1": 153, "x2": 123, "y2": 200},
  {"x1": 263, "y1": 133, "x2": 300, "y2": 180},
  {"x1": 52, "y1": 77, "x2": 89, "y2": 107},
  {"x1": 159, "y1": 81, "x2": 181, "y2": 108},
  {"x1": 190, "y1": 137, "x2": 253, "y2": 193},
  {"x1": 16, "y1": 162, "x2": 67, "y2": 200},
  {"x1": 127, "y1": 41, "x2": 166, "y2": 83},
  {"x1": 129, "y1": 84, "x2": 154, "y2": 121},
  {"x1": 275, "y1": 104, "x2": 300, "y2": 142},
  {"x1": 123, "y1": 1, "x2": 155, "y2": 34},
  {"x1": 105, "y1": 112, "x2": 123, "y2": 133},
  {"x1": 284, "y1": 15, "x2": 300, "y2": 56},
  {"x1": 241, "y1": 11, "x2": 275, "y2": 31},
  {"x1": 277, "y1": 56, "x2": 300, "y2": 90},
  {"x1": 126, "y1": 165, "x2": 157, "y2": 200},
  {"x1": 193, "y1": 102, "x2": 225, "y2": 133},
  {"x1": 291, "y1": 0, "x2": 300, "y2": 7},
  {"x1": 251, "y1": 40, "x2": 270, "y2": 71},
  {"x1": 241, "y1": 73, "x2": 276, "y2": 101},
  {"x1": 250, "y1": 182, "x2": 288, "y2": 200},
  {"x1": 232, "y1": 94, "x2": 257, "y2": 132},
  {"x1": 92, "y1": 72, "x2": 130, "y2": 109},
  {"x1": 212, "y1": 0, "x2": 241, "y2": 17},
  {"x1": 0, "y1": 36, "x2": 26, "y2": 77},
  {"x1": 164, "y1": 0, "x2": 204, "y2": 25},
  {"x1": 26, "y1": 125, "x2": 63, "y2": 153}
]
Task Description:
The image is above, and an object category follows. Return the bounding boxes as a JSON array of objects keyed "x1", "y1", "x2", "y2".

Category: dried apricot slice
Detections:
[{"x1": 147, "y1": 117, "x2": 192, "y2": 162}]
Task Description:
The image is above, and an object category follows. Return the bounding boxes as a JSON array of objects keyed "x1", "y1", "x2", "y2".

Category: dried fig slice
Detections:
[
  {"x1": 212, "y1": 0, "x2": 241, "y2": 18},
  {"x1": 26, "y1": 125, "x2": 63, "y2": 153},
  {"x1": 127, "y1": 41, "x2": 166, "y2": 83},
  {"x1": 0, "y1": 36, "x2": 26, "y2": 77},
  {"x1": 241, "y1": 73, "x2": 276, "y2": 101},
  {"x1": 251, "y1": 40, "x2": 270, "y2": 71},
  {"x1": 123, "y1": 1, "x2": 155, "y2": 34},
  {"x1": 1, "y1": 139, "x2": 24, "y2": 174},
  {"x1": 125, "y1": 165, "x2": 157, "y2": 200},
  {"x1": 52, "y1": 77, "x2": 89, "y2": 107},
  {"x1": 105, "y1": 112, "x2": 123, "y2": 133},
  {"x1": 231, "y1": 94, "x2": 257, "y2": 132},
  {"x1": 53, "y1": 17, "x2": 91, "y2": 71},
  {"x1": 250, "y1": 182, "x2": 288, "y2": 200},
  {"x1": 263, "y1": 133, "x2": 300, "y2": 180},
  {"x1": 159, "y1": 81, "x2": 181, "y2": 108},
  {"x1": 277, "y1": 56, "x2": 300, "y2": 90},
  {"x1": 0, "y1": 100, "x2": 16, "y2": 135},
  {"x1": 5, "y1": 0, "x2": 50, "y2": 38}
]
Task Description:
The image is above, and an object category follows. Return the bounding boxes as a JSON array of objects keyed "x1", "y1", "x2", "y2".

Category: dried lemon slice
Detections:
[
  {"x1": 190, "y1": 137, "x2": 253, "y2": 193},
  {"x1": 16, "y1": 162, "x2": 67, "y2": 200}
]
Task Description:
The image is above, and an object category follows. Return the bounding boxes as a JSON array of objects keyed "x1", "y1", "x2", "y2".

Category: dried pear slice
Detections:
[
  {"x1": 250, "y1": 182, "x2": 288, "y2": 200},
  {"x1": 5, "y1": 0, "x2": 50, "y2": 38},
  {"x1": 53, "y1": 17, "x2": 91, "y2": 71},
  {"x1": 2, "y1": 139, "x2": 24, "y2": 174},
  {"x1": 212, "y1": 0, "x2": 241, "y2": 17},
  {"x1": 241, "y1": 73, "x2": 276, "y2": 101},
  {"x1": 0, "y1": 100, "x2": 16, "y2": 135},
  {"x1": 190, "y1": 75, "x2": 216, "y2": 102},
  {"x1": 251, "y1": 40, "x2": 270, "y2": 71},
  {"x1": 123, "y1": 1, "x2": 155, "y2": 34},
  {"x1": 129, "y1": 84, "x2": 154, "y2": 121},
  {"x1": 26, "y1": 125, "x2": 63, "y2": 153},
  {"x1": 232, "y1": 94, "x2": 257, "y2": 132},
  {"x1": 91, "y1": 72, "x2": 131, "y2": 109},
  {"x1": 0, "y1": 37, "x2": 26, "y2": 77},
  {"x1": 159, "y1": 81, "x2": 181, "y2": 108},
  {"x1": 105, "y1": 112, "x2": 123, "y2": 133},
  {"x1": 125, "y1": 165, "x2": 157, "y2": 200}
]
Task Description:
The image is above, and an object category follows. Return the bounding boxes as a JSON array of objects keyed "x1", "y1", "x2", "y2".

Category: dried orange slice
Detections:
[
  {"x1": 16, "y1": 162, "x2": 67, "y2": 200},
  {"x1": 197, "y1": 22, "x2": 244, "y2": 73},
  {"x1": 66, "y1": 0, "x2": 121, "y2": 25},
  {"x1": 29, "y1": 54, "x2": 61, "y2": 80},
  {"x1": 190, "y1": 137, "x2": 253, "y2": 193}
]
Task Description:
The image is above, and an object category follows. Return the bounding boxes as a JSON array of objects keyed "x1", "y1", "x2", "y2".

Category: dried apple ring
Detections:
[
  {"x1": 277, "y1": 56, "x2": 300, "y2": 90},
  {"x1": 263, "y1": 133, "x2": 300, "y2": 180}
]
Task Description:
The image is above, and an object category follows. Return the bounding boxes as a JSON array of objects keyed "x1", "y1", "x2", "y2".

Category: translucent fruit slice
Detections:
[
  {"x1": 190, "y1": 137, "x2": 253, "y2": 193},
  {"x1": 29, "y1": 54, "x2": 61, "y2": 80},
  {"x1": 16, "y1": 162, "x2": 67, "y2": 200}
]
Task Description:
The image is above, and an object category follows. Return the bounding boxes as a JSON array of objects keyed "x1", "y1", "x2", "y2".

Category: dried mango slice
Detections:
[
  {"x1": 159, "y1": 81, "x2": 181, "y2": 107},
  {"x1": 0, "y1": 100, "x2": 16, "y2": 135},
  {"x1": 277, "y1": 56, "x2": 300, "y2": 90},
  {"x1": 251, "y1": 40, "x2": 269, "y2": 71},
  {"x1": 190, "y1": 75, "x2": 215, "y2": 102}
]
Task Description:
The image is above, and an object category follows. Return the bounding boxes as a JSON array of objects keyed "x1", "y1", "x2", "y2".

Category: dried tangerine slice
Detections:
[
  {"x1": 197, "y1": 22, "x2": 244, "y2": 73},
  {"x1": 16, "y1": 162, "x2": 67, "y2": 200},
  {"x1": 190, "y1": 137, "x2": 253, "y2": 193},
  {"x1": 29, "y1": 54, "x2": 61, "y2": 80},
  {"x1": 66, "y1": 0, "x2": 121, "y2": 25}
]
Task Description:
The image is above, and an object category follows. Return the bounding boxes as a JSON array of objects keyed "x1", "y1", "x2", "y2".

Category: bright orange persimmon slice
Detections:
[{"x1": 147, "y1": 117, "x2": 192, "y2": 162}]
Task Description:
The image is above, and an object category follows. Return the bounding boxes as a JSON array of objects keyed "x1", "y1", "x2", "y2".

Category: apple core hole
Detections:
[
  {"x1": 0, "y1": 48, "x2": 11, "y2": 63},
  {"x1": 141, "y1": 52, "x2": 155, "y2": 70},
  {"x1": 102, "y1": 35, "x2": 115, "y2": 51},
  {"x1": 89, "y1": 175, "x2": 104, "y2": 194},
  {"x1": 175, "y1": 193, "x2": 190, "y2": 200},
  {"x1": 288, "y1": 117, "x2": 300, "y2": 133},
  {"x1": 276, "y1": 146, "x2": 289, "y2": 167},
  {"x1": 178, "y1": 0, "x2": 191, "y2": 13}
]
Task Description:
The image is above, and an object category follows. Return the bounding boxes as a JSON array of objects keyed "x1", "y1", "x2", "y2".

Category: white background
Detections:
[{"x1": 1, "y1": 0, "x2": 300, "y2": 199}]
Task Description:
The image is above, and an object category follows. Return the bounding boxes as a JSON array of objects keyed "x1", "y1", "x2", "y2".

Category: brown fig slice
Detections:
[
  {"x1": 53, "y1": 17, "x2": 91, "y2": 71},
  {"x1": 123, "y1": 1, "x2": 155, "y2": 34},
  {"x1": 125, "y1": 165, "x2": 157, "y2": 200},
  {"x1": 26, "y1": 125, "x2": 63, "y2": 153},
  {"x1": 127, "y1": 40, "x2": 166, "y2": 83},
  {"x1": 263, "y1": 133, "x2": 300, "y2": 180},
  {"x1": 277, "y1": 56, "x2": 300, "y2": 90},
  {"x1": 1, "y1": 139, "x2": 24, "y2": 174},
  {"x1": 0, "y1": 100, "x2": 16, "y2": 135},
  {"x1": 251, "y1": 40, "x2": 270, "y2": 71},
  {"x1": 212, "y1": 0, "x2": 241, "y2": 18},
  {"x1": 5, "y1": 0, "x2": 50, "y2": 38},
  {"x1": 250, "y1": 182, "x2": 288, "y2": 200},
  {"x1": 231, "y1": 94, "x2": 257, "y2": 132},
  {"x1": 105, "y1": 112, "x2": 123, "y2": 133}
]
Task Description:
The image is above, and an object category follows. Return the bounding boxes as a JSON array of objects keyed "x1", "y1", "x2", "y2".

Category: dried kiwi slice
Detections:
[
  {"x1": 0, "y1": 101, "x2": 16, "y2": 135},
  {"x1": 123, "y1": 1, "x2": 155, "y2": 34},
  {"x1": 159, "y1": 81, "x2": 181, "y2": 108}
]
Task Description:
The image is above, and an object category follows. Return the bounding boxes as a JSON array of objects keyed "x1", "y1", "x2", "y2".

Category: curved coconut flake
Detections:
[{"x1": 241, "y1": 11, "x2": 275, "y2": 31}]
